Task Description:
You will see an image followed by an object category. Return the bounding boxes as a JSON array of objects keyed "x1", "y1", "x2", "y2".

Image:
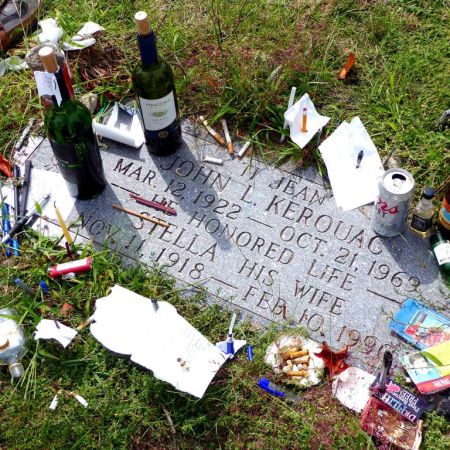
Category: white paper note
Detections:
[
  {"x1": 319, "y1": 117, "x2": 385, "y2": 211},
  {"x1": 90, "y1": 285, "x2": 228, "y2": 398},
  {"x1": 34, "y1": 319, "x2": 77, "y2": 348},
  {"x1": 284, "y1": 93, "x2": 330, "y2": 149}
]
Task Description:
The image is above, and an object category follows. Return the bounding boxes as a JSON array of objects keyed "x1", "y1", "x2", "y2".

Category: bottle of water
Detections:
[{"x1": 0, "y1": 308, "x2": 26, "y2": 378}]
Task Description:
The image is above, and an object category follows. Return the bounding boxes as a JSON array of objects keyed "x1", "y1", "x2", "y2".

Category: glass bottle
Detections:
[
  {"x1": 0, "y1": 308, "x2": 26, "y2": 378},
  {"x1": 410, "y1": 187, "x2": 435, "y2": 237},
  {"x1": 430, "y1": 231, "x2": 450, "y2": 285},
  {"x1": 38, "y1": 47, "x2": 106, "y2": 199},
  {"x1": 132, "y1": 11, "x2": 182, "y2": 155}
]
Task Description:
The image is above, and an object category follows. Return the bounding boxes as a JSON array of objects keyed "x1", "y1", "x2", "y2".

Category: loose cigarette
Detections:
[
  {"x1": 221, "y1": 119, "x2": 233, "y2": 154},
  {"x1": 112, "y1": 204, "x2": 170, "y2": 228},
  {"x1": 199, "y1": 115, "x2": 225, "y2": 146},
  {"x1": 301, "y1": 107, "x2": 307, "y2": 132},
  {"x1": 76, "y1": 316, "x2": 95, "y2": 331},
  {"x1": 287, "y1": 370, "x2": 307, "y2": 377},
  {"x1": 286, "y1": 349, "x2": 308, "y2": 359},
  {"x1": 237, "y1": 141, "x2": 251, "y2": 158},
  {"x1": 203, "y1": 156, "x2": 223, "y2": 165},
  {"x1": 280, "y1": 86, "x2": 296, "y2": 142}
]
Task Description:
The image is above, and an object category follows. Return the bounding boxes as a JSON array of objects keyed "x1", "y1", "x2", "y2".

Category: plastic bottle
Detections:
[
  {"x1": 410, "y1": 187, "x2": 435, "y2": 237},
  {"x1": 0, "y1": 308, "x2": 26, "y2": 378}
]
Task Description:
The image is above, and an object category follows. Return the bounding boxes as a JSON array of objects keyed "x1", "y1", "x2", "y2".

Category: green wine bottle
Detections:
[
  {"x1": 132, "y1": 11, "x2": 182, "y2": 155},
  {"x1": 38, "y1": 47, "x2": 106, "y2": 200},
  {"x1": 430, "y1": 231, "x2": 450, "y2": 285}
]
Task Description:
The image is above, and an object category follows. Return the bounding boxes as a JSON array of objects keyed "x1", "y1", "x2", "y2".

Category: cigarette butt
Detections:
[
  {"x1": 301, "y1": 107, "x2": 307, "y2": 132},
  {"x1": 287, "y1": 370, "x2": 307, "y2": 377},
  {"x1": 292, "y1": 355, "x2": 310, "y2": 364},
  {"x1": 203, "y1": 156, "x2": 223, "y2": 165},
  {"x1": 282, "y1": 304, "x2": 287, "y2": 319},
  {"x1": 221, "y1": 119, "x2": 234, "y2": 154},
  {"x1": 287, "y1": 349, "x2": 308, "y2": 359},
  {"x1": 338, "y1": 52, "x2": 355, "y2": 80},
  {"x1": 199, "y1": 115, "x2": 225, "y2": 146},
  {"x1": 237, "y1": 141, "x2": 251, "y2": 158}
]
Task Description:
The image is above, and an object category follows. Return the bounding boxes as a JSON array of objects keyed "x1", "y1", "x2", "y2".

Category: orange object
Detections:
[
  {"x1": 0, "y1": 155, "x2": 13, "y2": 178},
  {"x1": 338, "y1": 52, "x2": 355, "y2": 80},
  {"x1": 301, "y1": 107, "x2": 307, "y2": 132}
]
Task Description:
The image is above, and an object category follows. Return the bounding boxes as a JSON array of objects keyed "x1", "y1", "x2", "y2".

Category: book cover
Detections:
[{"x1": 389, "y1": 298, "x2": 450, "y2": 350}]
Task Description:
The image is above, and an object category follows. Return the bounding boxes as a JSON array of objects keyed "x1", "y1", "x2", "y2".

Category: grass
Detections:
[{"x1": 0, "y1": 0, "x2": 449, "y2": 448}]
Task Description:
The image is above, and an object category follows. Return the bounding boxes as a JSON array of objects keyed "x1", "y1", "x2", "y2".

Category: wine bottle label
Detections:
[
  {"x1": 34, "y1": 71, "x2": 62, "y2": 105},
  {"x1": 410, "y1": 214, "x2": 432, "y2": 232},
  {"x1": 434, "y1": 242, "x2": 450, "y2": 265},
  {"x1": 139, "y1": 92, "x2": 177, "y2": 131}
]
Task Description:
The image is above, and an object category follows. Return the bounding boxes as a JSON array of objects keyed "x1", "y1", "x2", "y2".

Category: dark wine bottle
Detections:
[
  {"x1": 132, "y1": 11, "x2": 182, "y2": 155},
  {"x1": 38, "y1": 47, "x2": 106, "y2": 200},
  {"x1": 430, "y1": 231, "x2": 450, "y2": 286}
]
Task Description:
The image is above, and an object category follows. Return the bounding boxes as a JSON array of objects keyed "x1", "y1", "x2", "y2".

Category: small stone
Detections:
[{"x1": 60, "y1": 303, "x2": 74, "y2": 317}]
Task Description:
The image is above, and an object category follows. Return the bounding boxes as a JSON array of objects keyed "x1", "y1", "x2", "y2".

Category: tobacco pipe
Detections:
[{"x1": 378, "y1": 350, "x2": 393, "y2": 392}]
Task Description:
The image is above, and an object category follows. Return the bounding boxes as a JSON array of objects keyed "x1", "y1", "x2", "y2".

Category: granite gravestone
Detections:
[{"x1": 30, "y1": 121, "x2": 449, "y2": 369}]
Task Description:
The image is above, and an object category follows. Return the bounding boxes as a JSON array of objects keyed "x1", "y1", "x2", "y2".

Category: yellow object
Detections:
[
  {"x1": 422, "y1": 341, "x2": 450, "y2": 376},
  {"x1": 54, "y1": 204, "x2": 73, "y2": 245}
]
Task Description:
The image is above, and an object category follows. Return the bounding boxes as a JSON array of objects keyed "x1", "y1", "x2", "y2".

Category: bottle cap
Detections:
[
  {"x1": 423, "y1": 187, "x2": 435, "y2": 200},
  {"x1": 135, "y1": 11, "x2": 151, "y2": 36},
  {"x1": 9, "y1": 362, "x2": 24, "y2": 378},
  {"x1": 38, "y1": 47, "x2": 59, "y2": 73},
  {"x1": 0, "y1": 336, "x2": 9, "y2": 350}
]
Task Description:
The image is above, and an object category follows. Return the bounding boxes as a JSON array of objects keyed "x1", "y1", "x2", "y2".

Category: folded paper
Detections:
[
  {"x1": 34, "y1": 320, "x2": 77, "y2": 348},
  {"x1": 284, "y1": 93, "x2": 330, "y2": 149}
]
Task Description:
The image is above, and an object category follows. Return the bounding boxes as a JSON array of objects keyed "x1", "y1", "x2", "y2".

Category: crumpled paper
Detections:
[
  {"x1": 332, "y1": 367, "x2": 375, "y2": 413},
  {"x1": 38, "y1": 18, "x2": 103, "y2": 51},
  {"x1": 34, "y1": 319, "x2": 77, "y2": 348}
]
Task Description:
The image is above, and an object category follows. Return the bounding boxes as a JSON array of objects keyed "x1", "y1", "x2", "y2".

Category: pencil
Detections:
[
  {"x1": 112, "y1": 204, "x2": 170, "y2": 228},
  {"x1": 54, "y1": 203, "x2": 74, "y2": 245}
]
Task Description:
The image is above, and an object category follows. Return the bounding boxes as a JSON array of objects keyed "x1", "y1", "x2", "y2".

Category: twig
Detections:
[
  {"x1": 162, "y1": 405, "x2": 177, "y2": 449},
  {"x1": 112, "y1": 204, "x2": 170, "y2": 228}
]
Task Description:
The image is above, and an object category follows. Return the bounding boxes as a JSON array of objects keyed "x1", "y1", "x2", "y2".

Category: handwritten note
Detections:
[{"x1": 90, "y1": 285, "x2": 228, "y2": 398}]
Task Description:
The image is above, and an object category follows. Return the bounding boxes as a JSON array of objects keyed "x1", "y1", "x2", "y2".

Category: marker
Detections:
[
  {"x1": 15, "y1": 278, "x2": 35, "y2": 295},
  {"x1": 48, "y1": 257, "x2": 93, "y2": 278},
  {"x1": 19, "y1": 160, "x2": 32, "y2": 218},
  {"x1": 257, "y1": 378, "x2": 301, "y2": 403},
  {"x1": 356, "y1": 150, "x2": 364, "y2": 168},
  {"x1": 1, "y1": 193, "x2": 51, "y2": 244},
  {"x1": 12, "y1": 165, "x2": 21, "y2": 222},
  {"x1": 301, "y1": 107, "x2": 308, "y2": 132},
  {"x1": 39, "y1": 281, "x2": 50, "y2": 295},
  {"x1": 1, "y1": 203, "x2": 12, "y2": 256}
]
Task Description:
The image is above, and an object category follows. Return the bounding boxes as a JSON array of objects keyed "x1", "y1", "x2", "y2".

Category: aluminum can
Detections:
[{"x1": 371, "y1": 168, "x2": 415, "y2": 237}]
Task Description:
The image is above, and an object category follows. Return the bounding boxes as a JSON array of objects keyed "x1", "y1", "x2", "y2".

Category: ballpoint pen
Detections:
[{"x1": 1, "y1": 193, "x2": 51, "y2": 244}]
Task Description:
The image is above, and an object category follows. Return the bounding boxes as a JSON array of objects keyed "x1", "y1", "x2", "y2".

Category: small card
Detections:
[{"x1": 34, "y1": 71, "x2": 62, "y2": 105}]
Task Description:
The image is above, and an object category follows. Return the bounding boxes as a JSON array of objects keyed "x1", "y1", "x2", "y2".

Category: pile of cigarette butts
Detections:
[
  {"x1": 278, "y1": 347, "x2": 310, "y2": 379},
  {"x1": 199, "y1": 115, "x2": 251, "y2": 163}
]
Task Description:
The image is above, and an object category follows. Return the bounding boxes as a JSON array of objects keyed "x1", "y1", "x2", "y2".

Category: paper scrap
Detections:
[
  {"x1": 90, "y1": 285, "x2": 228, "y2": 398},
  {"x1": 319, "y1": 117, "x2": 384, "y2": 211},
  {"x1": 93, "y1": 103, "x2": 144, "y2": 148},
  {"x1": 0, "y1": 57, "x2": 28, "y2": 77},
  {"x1": 284, "y1": 93, "x2": 330, "y2": 149},
  {"x1": 215, "y1": 339, "x2": 246, "y2": 359},
  {"x1": 38, "y1": 18, "x2": 64, "y2": 44},
  {"x1": 34, "y1": 319, "x2": 77, "y2": 348},
  {"x1": 332, "y1": 367, "x2": 375, "y2": 413}
]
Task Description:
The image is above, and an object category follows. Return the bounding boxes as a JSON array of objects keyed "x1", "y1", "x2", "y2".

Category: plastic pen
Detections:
[
  {"x1": 2, "y1": 203, "x2": 12, "y2": 257},
  {"x1": 13, "y1": 165, "x2": 20, "y2": 222},
  {"x1": 1, "y1": 193, "x2": 51, "y2": 244}
]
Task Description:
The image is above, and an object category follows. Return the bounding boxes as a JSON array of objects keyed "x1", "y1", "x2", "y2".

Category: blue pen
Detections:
[
  {"x1": 257, "y1": 378, "x2": 301, "y2": 403},
  {"x1": 2, "y1": 203, "x2": 12, "y2": 257},
  {"x1": 247, "y1": 345, "x2": 253, "y2": 361},
  {"x1": 39, "y1": 281, "x2": 50, "y2": 295}
]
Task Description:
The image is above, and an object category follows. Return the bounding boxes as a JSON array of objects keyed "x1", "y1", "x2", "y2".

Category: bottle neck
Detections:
[
  {"x1": 53, "y1": 66, "x2": 72, "y2": 105},
  {"x1": 137, "y1": 32, "x2": 158, "y2": 65}
]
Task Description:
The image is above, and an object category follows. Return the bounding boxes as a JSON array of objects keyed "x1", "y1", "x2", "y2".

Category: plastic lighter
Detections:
[{"x1": 48, "y1": 257, "x2": 93, "y2": 278}]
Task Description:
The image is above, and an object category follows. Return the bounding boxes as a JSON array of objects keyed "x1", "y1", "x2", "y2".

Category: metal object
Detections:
[{"x1": 371, "y1": 168, "x2": 415, "y2": 237}]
